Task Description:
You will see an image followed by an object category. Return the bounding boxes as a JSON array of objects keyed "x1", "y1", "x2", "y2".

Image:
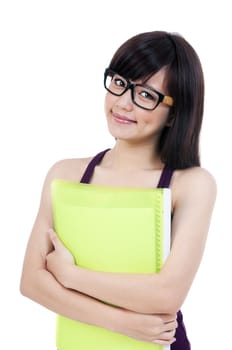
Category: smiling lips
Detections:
[{"x1": 113, "y1": 113, "x2": 137, "y2": 124}]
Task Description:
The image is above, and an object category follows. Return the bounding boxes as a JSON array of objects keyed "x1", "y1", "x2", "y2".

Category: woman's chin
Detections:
[{"x1": 107, "y1": 122, "x2": 136, "y2": 141}]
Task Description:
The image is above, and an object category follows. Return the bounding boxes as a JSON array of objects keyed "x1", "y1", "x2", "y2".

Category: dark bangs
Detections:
[{"x1": 108, "y1": 31, "x2": 176, "y2": 83}]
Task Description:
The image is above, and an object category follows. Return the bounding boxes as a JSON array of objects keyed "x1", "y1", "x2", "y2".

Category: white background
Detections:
[{"x1": 1, "y1": 0, "x2": 231, "y2": 349}]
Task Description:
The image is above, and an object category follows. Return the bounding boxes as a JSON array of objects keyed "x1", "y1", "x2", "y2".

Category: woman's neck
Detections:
[{"x1": 102, "y1": 140, "x2": 163, "y2": 171}]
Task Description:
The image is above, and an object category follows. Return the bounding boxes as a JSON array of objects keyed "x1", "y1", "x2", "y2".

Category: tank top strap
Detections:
[
  {"x1": 80, "y1": 149, "x2": 174, "y2": 188},
  {"x1": 157, "y1": 164, "x2": 174, "y2": 188},
  {"x1": 80, "y1": 149, "x2": 111, "y2": 184}
]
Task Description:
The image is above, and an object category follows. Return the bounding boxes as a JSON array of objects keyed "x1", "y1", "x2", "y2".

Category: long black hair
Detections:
[{"x1": 108, "y1": 31, "x2": 204, "y2": 169}]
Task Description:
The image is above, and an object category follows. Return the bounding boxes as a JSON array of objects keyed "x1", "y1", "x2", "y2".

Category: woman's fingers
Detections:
[
  {"x1": 150, "y1": 317, "x2": 177, "y2": 344},
  {"x1": 153, "y1": 336, "x2": 176, "y2": 345},
  {"x1": 163, "y1": 318, "x2": 178, "y2": 332}
]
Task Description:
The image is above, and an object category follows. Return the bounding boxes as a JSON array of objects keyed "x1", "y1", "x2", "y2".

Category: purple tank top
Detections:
[{"x1": 80, "y1": 149, "x2": 191, "y2": 350}]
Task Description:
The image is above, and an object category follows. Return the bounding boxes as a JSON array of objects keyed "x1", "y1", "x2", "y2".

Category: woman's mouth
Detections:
[{"x1": 112, "y1": 113, "x2": 137, "y2": 124}]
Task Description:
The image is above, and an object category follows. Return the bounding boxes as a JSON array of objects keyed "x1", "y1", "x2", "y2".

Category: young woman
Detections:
[{"x1": 20, "y1": 31, "x2": 217, "y2": 349}]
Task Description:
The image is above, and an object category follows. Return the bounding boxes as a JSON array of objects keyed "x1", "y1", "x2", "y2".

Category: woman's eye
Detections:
[
  {"x1": 140, "y1": 90, "x2": 154, "y2": 100},
  {"x1": 113, "y1": 77, "x2": 126, "y2": 88}
]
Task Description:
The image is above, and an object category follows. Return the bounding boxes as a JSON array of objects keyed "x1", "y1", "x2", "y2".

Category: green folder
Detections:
[{"x1": 52, "y1": 179, "x2": 171, "y2": 350}]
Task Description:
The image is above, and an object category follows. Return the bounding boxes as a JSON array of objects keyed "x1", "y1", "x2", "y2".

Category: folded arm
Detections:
[
  {"x1": 20, "y1": 160, "x2": 177, "y2": 345},
  {"x1": 47, "y1": 167, "x2": 217, "y2": 315}
]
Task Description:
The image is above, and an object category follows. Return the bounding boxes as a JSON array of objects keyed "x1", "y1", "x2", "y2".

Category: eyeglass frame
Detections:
[{"x1": 104, "y1": 68, "x2": 174, "y2": 111}]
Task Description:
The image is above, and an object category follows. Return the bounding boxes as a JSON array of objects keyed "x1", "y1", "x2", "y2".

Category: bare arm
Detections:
[
  {"x1": 47, "y1": 167, "x2": 217, "y2": 314},
  {"x1": 20, "y1": 160, "x2": 177, "y2": 345},
  {"x1": 19, "y1": 162, "x2": 117, "y2": 329}
]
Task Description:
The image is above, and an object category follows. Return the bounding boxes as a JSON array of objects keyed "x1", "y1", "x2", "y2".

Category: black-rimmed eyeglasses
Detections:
[{"x1": 104, "y1": 68, "x2": 174, "y2": 111}]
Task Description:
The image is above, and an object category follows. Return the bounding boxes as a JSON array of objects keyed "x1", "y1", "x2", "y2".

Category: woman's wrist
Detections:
[
  {"x1": 60, "y1": 264, "x2": 80, "y2": 289},
  {"x1": 103, "y1": 307, "x2": 127, "y2": 334}
]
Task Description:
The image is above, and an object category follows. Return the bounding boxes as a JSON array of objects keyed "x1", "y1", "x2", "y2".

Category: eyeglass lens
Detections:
[{"x1": 105, "y1": 71, "x2": 160, "y2": 110}]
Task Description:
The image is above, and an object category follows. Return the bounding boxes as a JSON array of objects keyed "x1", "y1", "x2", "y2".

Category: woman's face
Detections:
[{"x1": 104, "y1": 67, "x2": 172, "y2": 146}]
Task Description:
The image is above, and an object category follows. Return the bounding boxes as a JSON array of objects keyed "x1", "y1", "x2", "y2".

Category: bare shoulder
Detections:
[
  {"x1": 37, "y1": 155, "x2": 94, "y2": 216},
  {"x1": 45, "y1": 156, "x2": 93, "y2": 184},
  {"x1": 171, "y1": 166, "x2": 217, "y2": 207},
  {"x1": 173, "y1": 166, "x2": 217, "y2": 189}
]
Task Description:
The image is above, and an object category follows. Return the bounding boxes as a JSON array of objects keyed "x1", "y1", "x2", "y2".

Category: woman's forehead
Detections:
[{"x1": 139, "y1": 67, "x2": 169, "y2": 91}]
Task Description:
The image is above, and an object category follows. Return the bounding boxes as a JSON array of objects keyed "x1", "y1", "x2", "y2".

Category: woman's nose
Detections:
[{"x1": 115, "y1": 89, "x2": 133, "y2": 111}]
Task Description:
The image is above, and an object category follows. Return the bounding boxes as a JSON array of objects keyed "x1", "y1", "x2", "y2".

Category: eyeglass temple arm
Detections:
[{"x1": 163, "y1": 95, "x2": 174, "y2": 106}]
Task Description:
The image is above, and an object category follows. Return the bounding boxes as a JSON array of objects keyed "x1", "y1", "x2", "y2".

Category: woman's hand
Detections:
[
  {"x1": 45, "y1": 229, "x2": 177, "y2": 345},
  {"x1": 46, "y1": 229, "x2": 75, "y2": 285},
  {"x1": 120, "y1": 310, "x2": 177, "y2": 345}
]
